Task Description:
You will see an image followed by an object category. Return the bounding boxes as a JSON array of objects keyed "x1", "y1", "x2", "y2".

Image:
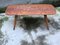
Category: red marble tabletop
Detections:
[{"x1": 5, "y1": 4, "x2": 56, "y2": 15}]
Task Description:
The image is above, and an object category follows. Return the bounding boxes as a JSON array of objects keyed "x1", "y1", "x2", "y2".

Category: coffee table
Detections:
[{"x1": 5, "y1": 4, "x2": 56, "y2": 30}]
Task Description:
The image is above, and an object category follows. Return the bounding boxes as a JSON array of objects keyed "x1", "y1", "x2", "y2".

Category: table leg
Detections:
[
  {"x1": 44, "y1": 15, "x2": 49, "y2": 30},
  {"x1": 13, "y1": 15, "x2": 18, "y2": 30}
]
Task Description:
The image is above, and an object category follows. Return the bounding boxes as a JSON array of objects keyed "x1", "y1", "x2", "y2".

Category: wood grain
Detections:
[{"x1": 5, "y1": 4, "x2": 56, "y2": 15}]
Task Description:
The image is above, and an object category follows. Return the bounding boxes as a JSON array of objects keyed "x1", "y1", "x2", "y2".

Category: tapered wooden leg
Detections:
[
  {"x1": 13, "y1": 15, "x2": 18, "y2": 30},
  {"x1": 44, "y1": 15, "x2": 49, "y2": 30}
]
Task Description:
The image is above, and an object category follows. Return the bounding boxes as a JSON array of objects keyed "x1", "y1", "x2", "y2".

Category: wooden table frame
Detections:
[
  {"x1": 13, "y1": 15, "x2": 49, "y2": 30},
  {"x1": 5, "y1": 4, "x2": 56, "y2": 30}
]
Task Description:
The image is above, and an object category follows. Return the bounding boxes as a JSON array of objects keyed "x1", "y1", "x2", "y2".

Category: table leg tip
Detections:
[
  {"x1": 13, "y1": 28, "x2": 15, "y2": 30},
  {"x1": 47, "y1": 27, "x2": 49, "y2": 30}
]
